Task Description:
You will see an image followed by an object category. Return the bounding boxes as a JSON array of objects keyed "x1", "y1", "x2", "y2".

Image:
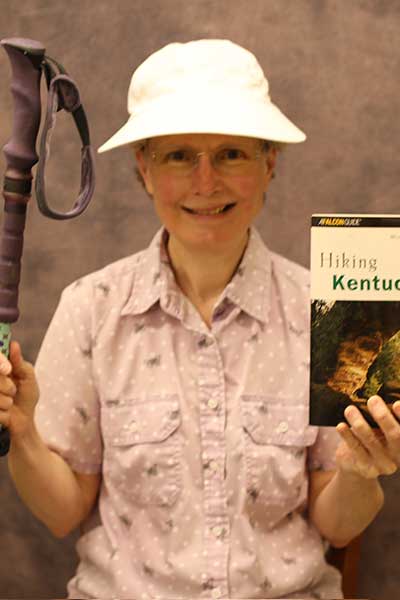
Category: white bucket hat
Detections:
[{"x1": 97, "y1": 39, "x2": 306, "y2": 153}]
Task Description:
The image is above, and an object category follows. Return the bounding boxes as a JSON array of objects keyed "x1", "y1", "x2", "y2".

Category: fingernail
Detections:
[
  {"x1": 345, "y1": 406, "x2": 355, "y2": 418},
  {"x1": 368, "y1": 396, "x2": 380, "y2": 408}
]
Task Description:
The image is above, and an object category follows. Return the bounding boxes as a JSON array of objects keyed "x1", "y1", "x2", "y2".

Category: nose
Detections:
[{"x1": 191, "y1": 153, "x2": 220, "y2": 196}]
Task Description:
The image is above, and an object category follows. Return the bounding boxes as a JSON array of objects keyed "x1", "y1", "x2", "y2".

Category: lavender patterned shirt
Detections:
[{"x1": 35, "y1": 226, "x2": 343, "y2": 599}]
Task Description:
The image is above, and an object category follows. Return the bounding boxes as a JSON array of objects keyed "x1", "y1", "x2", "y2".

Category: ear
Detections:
[
  {"x1": 135, "y1": 147, "x2": 154, "y2": 196},
  {"x1": 263, "y1": 147, "x2": 277, "y2": 190},
  {"x1": 266, "y1": 147, "x2": 277, "y2": 176}
]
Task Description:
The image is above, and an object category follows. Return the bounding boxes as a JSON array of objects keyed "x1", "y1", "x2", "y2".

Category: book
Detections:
[{"x1": 309, "y1": 214, "x2": 400, "y2": 427}]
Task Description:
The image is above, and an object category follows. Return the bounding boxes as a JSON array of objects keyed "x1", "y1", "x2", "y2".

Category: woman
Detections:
[{"x1": 1, "y1": 39, "x2": 399, "y2": 600}]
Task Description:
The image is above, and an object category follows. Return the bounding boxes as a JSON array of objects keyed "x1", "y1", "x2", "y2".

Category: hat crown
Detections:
[
  {"x1": 97, "y1": 38, "x2": 306, "y2": 154},
  {"x1": 128, "y1": 39, "x2": 271, "y2": 115}
]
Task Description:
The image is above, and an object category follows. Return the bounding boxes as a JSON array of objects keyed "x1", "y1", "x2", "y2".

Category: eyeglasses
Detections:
[{"x1": 149, "y1": 142, "x2": 267, "y2": 177}]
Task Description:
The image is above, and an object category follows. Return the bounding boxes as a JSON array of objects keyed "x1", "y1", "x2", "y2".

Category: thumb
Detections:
[{"x1": 8, "y1": 341, "x2": 34, "y2": 381}]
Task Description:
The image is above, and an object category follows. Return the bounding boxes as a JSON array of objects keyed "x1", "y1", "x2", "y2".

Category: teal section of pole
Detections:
[
  {"x1": 0, "y1": 322, "x2": 11, "y2": 357},
  {"x1": 0, "y1": 322, "x2": 11, "y2": 455}
]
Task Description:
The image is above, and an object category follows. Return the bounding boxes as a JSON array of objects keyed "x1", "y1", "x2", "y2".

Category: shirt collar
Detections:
[
  {"x1": 221, "y1": 227, "x2": 271, "y2": 323},
  {"x1": 121, "y1": 228, "x2": 172, "y2": 316},
  {"x1": 121, "y1": 226, "x2": 272, "y2": 324}
]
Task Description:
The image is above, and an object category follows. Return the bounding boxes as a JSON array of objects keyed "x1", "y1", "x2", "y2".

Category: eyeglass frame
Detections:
[{"x1": 146, "y1": 139, "x2": 273, "y2": 176}]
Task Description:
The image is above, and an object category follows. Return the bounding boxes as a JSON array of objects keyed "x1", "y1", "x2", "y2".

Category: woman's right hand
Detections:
[{"x1": 0, "y1": 341, "x2": 40, "y2": 441}]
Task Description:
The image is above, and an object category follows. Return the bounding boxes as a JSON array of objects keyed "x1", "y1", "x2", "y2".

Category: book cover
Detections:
[{"x1": 310, "y1": 214, "x2": 400, "y2": 427}]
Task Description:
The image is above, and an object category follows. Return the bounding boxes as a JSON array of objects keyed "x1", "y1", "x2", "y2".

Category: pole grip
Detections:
[
  {"x1": 1, "y1": 38, "x2": 45, "y2": 173},
  {"x1": 0, "y1": 200, "x2": 27, "y2": 323}
]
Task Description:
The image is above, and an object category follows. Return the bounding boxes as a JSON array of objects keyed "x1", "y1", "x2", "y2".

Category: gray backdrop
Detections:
[{"x1": 0, "y1": 0, "x2": 399, "y2": 598}]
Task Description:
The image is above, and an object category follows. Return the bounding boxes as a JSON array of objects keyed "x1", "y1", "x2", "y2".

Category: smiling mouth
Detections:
[{"x1": 182, "y1": 203, "x2": 236, "y2": 215}]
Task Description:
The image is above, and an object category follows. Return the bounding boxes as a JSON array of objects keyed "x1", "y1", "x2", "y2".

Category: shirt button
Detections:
[
  {"x1": 211, "y1": 525, "x2": 223, "y2": 537},
  {"x1": 276, "y1": 421, "x2": 289, "y2": 434},
  {"x1": 209, "y1": 460, "x2": 218, "y2": 472},
  {"x1": 207, "y1": 398, "x2": 219, "y2": 409},
  {"x1": 211, "y1": 587, "x2": 222, "y2": 599}
]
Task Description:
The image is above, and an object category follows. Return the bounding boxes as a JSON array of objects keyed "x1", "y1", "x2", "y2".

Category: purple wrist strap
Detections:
[{"x1": 35, "y1": 68, "x2": 95, "y2": 219}]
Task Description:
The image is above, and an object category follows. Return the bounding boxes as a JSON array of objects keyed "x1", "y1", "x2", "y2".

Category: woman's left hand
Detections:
[{"x1": 335, "y1": 395, "x2": 400, "y2": 479}]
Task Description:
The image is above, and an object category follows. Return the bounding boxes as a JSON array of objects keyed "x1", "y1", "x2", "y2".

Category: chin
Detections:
[{"x1": 188, "y1": 233, "x2": 243, "y2": 250}]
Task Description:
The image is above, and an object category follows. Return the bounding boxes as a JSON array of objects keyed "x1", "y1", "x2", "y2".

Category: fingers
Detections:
[
  {"x1": 0, "y1": 379, "x2": 16, "y2": 429},
  {"x1": 0, "y1": 376, "x2": 17, "y2": 399},
  {"x1": 0, "y1": 341, "x2": 33, "y2": 381},
  {"x1": 0, "y1": 341, "x2": 38, "y2": 433},
  {"x1": 336, "y1": 422, "x2": 381, "y2": 479},
  {"x1": 0, "y1": 398, "x2": 13, "y2": 427},
  {"x1": 0, "y1": 349, "x2": 11, "y2": 375},
  {"x1": 366, "y1": 397, "x2": 400, "y2": 467},
  {"x1": 340, "y1": 401, "x2": 399, "y2": 475},
  {"x1": 0, "y1": 343, "x2": 19, "y2": 426},
  {"x1": 367, "y1": 396, "x2": 400, "y2": 445},
  {"x1": 392, "y1": 400, "x2": 400, "y2": 420},
  {"x1": 0, "y1": 339, "x2": 22, "y2": 374}
]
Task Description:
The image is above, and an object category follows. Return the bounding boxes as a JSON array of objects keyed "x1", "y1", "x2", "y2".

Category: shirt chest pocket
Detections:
[
  {"x1": 240, "y1": 395, "x2": 318, "y2": 515},
  {"x1": 102, "y1": 395, "x2": 182, "y2": 507}
]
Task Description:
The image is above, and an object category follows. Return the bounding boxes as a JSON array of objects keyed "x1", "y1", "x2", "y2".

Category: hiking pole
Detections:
[{"x1": 0, "y1": 37, "x2": 95, "y2": 456}]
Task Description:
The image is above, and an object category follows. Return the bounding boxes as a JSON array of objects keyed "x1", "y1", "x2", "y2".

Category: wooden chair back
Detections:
[{"x1": 326, "y1": 535, "x2": 362, "y2": 598}]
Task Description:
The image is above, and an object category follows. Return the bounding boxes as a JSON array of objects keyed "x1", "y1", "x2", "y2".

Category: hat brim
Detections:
[{"x1": 97, "y1": 96, "x2": 306, "y2": 154}]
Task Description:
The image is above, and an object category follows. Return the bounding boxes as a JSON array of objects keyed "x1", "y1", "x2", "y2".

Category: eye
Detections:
[
  {"x1": 164, "y1": 149, "x2": 192, "y2": 163},
  {"x1": 218, "y1": 147, "x2": 248, "y2": 161}
]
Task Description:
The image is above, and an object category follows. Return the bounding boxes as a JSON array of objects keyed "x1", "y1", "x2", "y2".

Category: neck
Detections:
[{"x1": 166, "y1": 231, "x2": 249, "y2": 304}]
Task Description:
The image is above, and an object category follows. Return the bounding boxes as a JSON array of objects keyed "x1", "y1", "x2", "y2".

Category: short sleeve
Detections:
[
  {"x1": 34, "y1": 279, "x2": 102, "y2": 474},
  {"x1": 307, "y1": 426, "x2": 341, "y2": 471}
]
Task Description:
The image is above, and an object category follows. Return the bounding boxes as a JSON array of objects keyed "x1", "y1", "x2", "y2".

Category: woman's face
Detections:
[{"x1": 135, "y1": 133, "x2": 276, "y2": 254}]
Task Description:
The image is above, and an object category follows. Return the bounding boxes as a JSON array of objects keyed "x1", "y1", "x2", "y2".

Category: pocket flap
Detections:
[
  {"x1": 241, "y1": 394, "x2": 318, "y2": 446},
  {"x1": 103, "y1": 395, "x2": 181, "y2": 446}
]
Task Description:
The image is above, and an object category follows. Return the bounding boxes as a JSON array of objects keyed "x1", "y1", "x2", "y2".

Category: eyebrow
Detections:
[{"x1": 151, "y1": 140, "x2": 261, "y2": 152}]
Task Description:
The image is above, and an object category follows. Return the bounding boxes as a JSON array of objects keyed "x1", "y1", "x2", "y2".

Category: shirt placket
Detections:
[{"x1": 197, "y1": 332, "x2": 230, "y2": 599}]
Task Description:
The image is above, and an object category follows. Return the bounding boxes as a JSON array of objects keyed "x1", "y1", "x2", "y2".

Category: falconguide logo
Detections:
[{"x1": 317, "y1": 217, "x2": 362, "y2": 227}]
